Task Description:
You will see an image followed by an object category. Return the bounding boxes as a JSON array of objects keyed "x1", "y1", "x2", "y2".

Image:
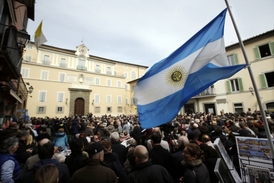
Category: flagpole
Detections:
[{"x1": 224, "y1": 0, "x2": 274, "y2": 165}]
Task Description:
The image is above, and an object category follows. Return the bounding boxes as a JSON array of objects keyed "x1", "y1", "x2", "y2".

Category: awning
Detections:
[{"x1": 10, "y1": 90, "x2": 23, "y2": 104}]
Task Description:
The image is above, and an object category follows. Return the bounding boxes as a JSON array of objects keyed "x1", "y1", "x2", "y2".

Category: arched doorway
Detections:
[{"x1": 74, "y1": 98, "x2": 85, "y2": 116}]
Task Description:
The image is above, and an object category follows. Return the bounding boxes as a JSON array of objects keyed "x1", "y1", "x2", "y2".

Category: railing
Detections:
[
  {"x1": 60, "y1": 63, "x2": 67, "y2": 68},
  {"x1": 43, "y1": 60, "x2": 50, "y2": 65},
  {"x1": 77, "y1": 65, "x2": 87, "y2": 71},
  {"x1": 95, "y1": 69, "x2": 101, "y2": 73},
  {"x1": 197, "y1": 86, "x2": 215, "y2": 96}
]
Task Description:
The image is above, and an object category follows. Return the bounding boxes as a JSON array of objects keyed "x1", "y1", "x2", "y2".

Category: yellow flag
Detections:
[{"x1": 35, "y1": 21, "x2": 47, "y2": 49}]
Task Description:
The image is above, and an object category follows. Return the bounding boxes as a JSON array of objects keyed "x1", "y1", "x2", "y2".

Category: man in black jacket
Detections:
[{"x1": 128, "y1": 145, "x2": 174, "y2": 183}]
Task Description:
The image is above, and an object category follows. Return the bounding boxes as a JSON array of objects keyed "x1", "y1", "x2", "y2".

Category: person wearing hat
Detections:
[{"x1": 70, "y1": 142, "x2": 118, "y2": 183}]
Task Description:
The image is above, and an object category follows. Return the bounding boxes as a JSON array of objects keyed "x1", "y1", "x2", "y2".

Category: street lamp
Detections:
[
  {"x1": 28, "y1": 86, "x2": 34, "y2": 94},
  {"x1": 17, "y1": 29, "x2": 30, "y2": 52}
]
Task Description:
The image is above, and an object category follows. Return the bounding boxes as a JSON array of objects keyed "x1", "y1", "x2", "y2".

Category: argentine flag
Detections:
[{"x1": 134, "y1": 9, "x2": 246, "y2": 129}]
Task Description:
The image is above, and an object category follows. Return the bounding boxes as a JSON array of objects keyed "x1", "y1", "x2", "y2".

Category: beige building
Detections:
[
  {"x1": 21, "y1": 43, "x2": 147, "y2": 118},
  {"x1": 129, "y1": 30, "x2": 274, "y2": 115}
]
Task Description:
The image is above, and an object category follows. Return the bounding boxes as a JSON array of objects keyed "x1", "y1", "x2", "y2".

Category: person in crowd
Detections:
[
  {"x1": 171, "y1": 136, "x2": 189, "y2": 183},
  {"x1": 146, "y1": 127, "x2": 170, "y2": 152},
  {"x1": 122, "y1": 120, "x2": 131, "y2": 134},
  {"x1": 101, "y1": 139, "x2": 128, "y2": 183},
  {"x1": 23, "y1": 139, "x2": 70, "y2": 183},
  {"x1": 84, "y1": 119, "x2": 94, "y2": 137},
  {"x1": 15, "y1": 130, "x2": 33, "y2": 166},
  {"x1": 128, "y1": 145, "x2": 174, "y2": 183},
  {"x1": 53, "y1": 128, "x2": 68, "y2": 151},
  {"x1": 202, "y1": 134, "x2": 215, "y2": 149},
  {"x1": 199, "y1": 143, "x2": 219, "y2": 183},
  {"x1": 187, "y1": 131, "x2": 202, "y2": 145},
  {"x1": 180, "y1": 143, "x2": 210, "y2": 183},
  {"x1": 238, "y1": 122, "x2": 254, "y2": 137},
  {"x1": 149, "y1": 133, "x2": 173, "y2": 173},
  {"x1": 124, "y1": 147, "x2": 135, "y2": 174},
  {"x1": 110, "y1": 132, "x2": 127, "y2": 166},
  {"x1": 130, "y1": 122, "x2": 142, "y2": 145},
  {"x1": 70, "y1": 142, "x2": 118, "y2": 183},
  {"x1": 64, "y1": 138, "x2": 88, "y2": 176},
  {"x1": 34, "y1": 164, "x2": 59, "y2": 183},
  {"x1": 0, "y1": 137, "x2": 21, "y2": 183}
]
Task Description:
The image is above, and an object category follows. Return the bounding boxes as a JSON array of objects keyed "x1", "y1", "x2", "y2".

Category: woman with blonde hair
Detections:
[{"x1": 34, "y1": 164, "x2": 59, "y2": 183}]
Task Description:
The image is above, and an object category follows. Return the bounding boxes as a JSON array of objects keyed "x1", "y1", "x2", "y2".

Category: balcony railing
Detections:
[
  {"x1": 60, "y1": 63, "x2": 67, "y2": 68},
  {"x1": 77, "y1": 65, "x2": 87, "y2": 71},
  {"x1": 95, "y1": 69, "x2": 101, "y2": 73},
  {"x1": 43, "y1": 60, "x2": 50, "y2": 65},
  {"x1": 193, "y1": 86, "x2": 216, "y2": 98}
]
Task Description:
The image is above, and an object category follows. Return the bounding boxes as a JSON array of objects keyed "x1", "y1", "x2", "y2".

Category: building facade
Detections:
[
  {"x1": 22, "y1": 43, "x2": 147, "y2": 118},
  {"x1": 0, "y1": 0, "x2": 34, "y2": 122},
  {"x1": 129, "y1": 30, "x2": 274, "y2": 115}
]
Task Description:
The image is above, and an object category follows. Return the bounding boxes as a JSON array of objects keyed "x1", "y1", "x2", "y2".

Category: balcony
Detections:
[
  {"x1": 77, "y1": 65, "x2": 87, "y2": 71},
  {"x1": 42, "y1": 60, "x2": 50, "y2": 65},
  {"x1": 106, "y1": 71, "x2": 112, "y2": 75},
  {"x1": 192, "y1": 86, "x2": 216, "y2": 98},
  {"x1": 95, "y1": 69, "x2": 101, "y2": 73},
  {"x1": 0, "y1": 26, "x2": 23, "y2": 80},
  {"x1": 60, "y1": 63, "x2": 67, "y2": 68}
]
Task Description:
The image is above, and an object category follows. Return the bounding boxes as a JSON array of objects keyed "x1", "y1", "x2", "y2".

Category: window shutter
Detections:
[
  {"x1": 226, "y1": 81, "x2": 231, "y2": 93},
  {"x1": 238, "y1": 78, "x2": 243, "y2": 91},
  {"x1": 253, "y1": 47, "x2": 260, "y2": 59},
  {"x1": 233, "y1": 54, "x2": 239, "y2": 64},
  {"x1": 260, "y1": 74, "x2": 267, "y2": 89},
  {"x1": 269, "y1": 42, "x2": 274, "y2": 55}
]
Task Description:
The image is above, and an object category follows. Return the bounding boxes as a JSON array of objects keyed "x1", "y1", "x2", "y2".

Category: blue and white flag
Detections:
[{"x1": 134, "y1": 9, "x2": 246, "y2": 129}]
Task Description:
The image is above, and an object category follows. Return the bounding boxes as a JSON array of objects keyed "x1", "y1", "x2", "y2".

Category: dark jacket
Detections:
[
  {"x1": 128, "y1": 161, "x2": 174, "y2": 183},
  {"x1": 130, "y1": 126, "x2": 142, "y2": 143},
  {"x1": 104, "y1": 152, "x2": 128, "y2": 183},
  {"x1": 23, "y1": 159, "x2": 70, "y2": 183},
  {"x1": 70, "y1": 159, "x2": 118, "y2": 183},
  {"x1": 111, "y1": 141, "x2": 127, "y2": 166},
  {"x1": 15, "y1": 139, "x2": 32, "y2": 166},
  {"x1": 182, "y1": 159, "x2": 211, "y2": 183},
  {"x1": 149, "y1": 145, "x2": 174, "y2": 173},
  {"x1": 65, "y1": 153, "x2": 88, "y2": 176}
]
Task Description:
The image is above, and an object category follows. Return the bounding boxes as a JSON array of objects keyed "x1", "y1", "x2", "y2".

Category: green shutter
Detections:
[
  {"x1": 233, "y1": 53, "x2": 239, "y2": 64},
  {"x1": 260, "y1": 74, "x2": 267, "y2": 89},
  {"x1": 269, "y1": 42, "x2": 274, "y2": 55},
  {"x1": 238, "y1": 78, "x2": 243, "y2": 91},
  {"x1": 226, "y1": 80, "x2": 231, "y2": 93},
  {"x1": 253, "y1": 47, "x2": 260, "y2": 60}
]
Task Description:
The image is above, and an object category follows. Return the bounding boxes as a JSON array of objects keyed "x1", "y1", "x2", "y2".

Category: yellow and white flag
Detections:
[{"x1": 34, "y1": 21, "x2": 47, "y2": 49}]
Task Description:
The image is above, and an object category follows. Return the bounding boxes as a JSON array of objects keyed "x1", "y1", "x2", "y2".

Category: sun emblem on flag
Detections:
[{"x1": 166, "y1": 65, "x2": 188, "y2": 88}]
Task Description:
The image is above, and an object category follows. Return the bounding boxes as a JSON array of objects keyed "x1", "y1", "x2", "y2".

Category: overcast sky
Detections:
[{"x1": 26, "y1": 0, "x2": 274, "y2": 68}]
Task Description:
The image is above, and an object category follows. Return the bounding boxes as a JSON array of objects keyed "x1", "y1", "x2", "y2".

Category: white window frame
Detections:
[
  {"x1": 57, "y1": 92, "x2": 64, "y2": 102},
  {"x1": 56, "y1": 106, "x2": 64, "y2": 113},
  {"x1": 230, "y1": 79, "x2": 240, "y2": 92},
  {"x1": 95, "y1": 78, "x2": 100, "y2": 85},
  {"x1": 59, "y1": 73, "x2": 66, "y2": 82},
  {"x1": 227, "y1": 54, "x2": 235, "y2": 66},
  {"x1": 117, "y1": 96, "x2": 122, "y2": 104},
  {"x1": 21, "y1": 68, "x2": 30, "y2": 78},
  {"x1": 39, "y1": 91, "x2": 47, "y2": 102},
  {"x1": 37, "y1": 106, "x2": 46, "y2": 114},
  {"x1": 95, "y1": 64, "x2": 101, "y2": 73},
  {"x1": 131, "y1": 71, "x2": 136, "y2": 80},
  {"x1": 124, "y1": 72, "x2": 128, "y2": 78},
  {"x1": 117, "y1": 106, "x2": 123, "y2": 113},
  {"x1": 106, "y1": 95, "x2": 112, "y2": 104},
  {"x1": 117, "y1": 80, "x2": 122, "y2": 88},
  {"x1": 41, "y1": 70, "x2": 49, "y2": 80},
  {"x1": 94, "y1": 94, "x2": 100, "y2": 104},
  {"x1": 106, "y1": 79, "x2": 112, "y2": 87},
  {"x1": 43, "y1": 55, "x2": 50, "y2": 65},
  {"x1": 24, "y1": 55, "x2": 31, "y2": 62},
  {"x1": 60, "y1": 58, "x2": 67, "y2": 67}
]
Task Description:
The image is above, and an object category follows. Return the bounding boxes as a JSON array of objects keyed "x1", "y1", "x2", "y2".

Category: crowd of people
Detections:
[{"x1": 0, "y1": 110, "x2": 274, "y2": 183}]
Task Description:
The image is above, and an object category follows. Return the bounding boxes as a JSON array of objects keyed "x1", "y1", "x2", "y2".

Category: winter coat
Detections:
[
  {"x1": 0, "y1": 153, "x2": 22, "y2": 183},
  {"x1": 53, "y1": 132, "x2": 68, "y2": 150},
  {"x1": 181, "y1": 159, "x2": 211, "y2": 183},
  {"x1": 70, "y1": 159, "x2": 118, "y2": 183},
  {"x1": 128, "y1": 161, "x2": 174, "y2": 183},
  {"x1": 64, "y1": 153, "x2": 88, "y2": 176},
  {"x1": 23, "y1": 158, "x2": 70, "y2": 183}
]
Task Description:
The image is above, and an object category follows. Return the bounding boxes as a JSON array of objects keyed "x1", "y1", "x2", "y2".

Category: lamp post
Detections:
[{"x1": 249, "y1": 86, "x2": 254, "y2": 95}]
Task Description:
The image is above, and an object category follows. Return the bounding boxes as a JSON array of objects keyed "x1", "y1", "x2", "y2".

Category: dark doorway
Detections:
[
  {"x1": 184, "y1": 103, "x2": 195, "y2": 114},
  {"x1": 204, "y1": 103, "x2": 216, "y2": 115},
  {"x1": 74, "y1": 98, "x2": 85, "y2": 116}
]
